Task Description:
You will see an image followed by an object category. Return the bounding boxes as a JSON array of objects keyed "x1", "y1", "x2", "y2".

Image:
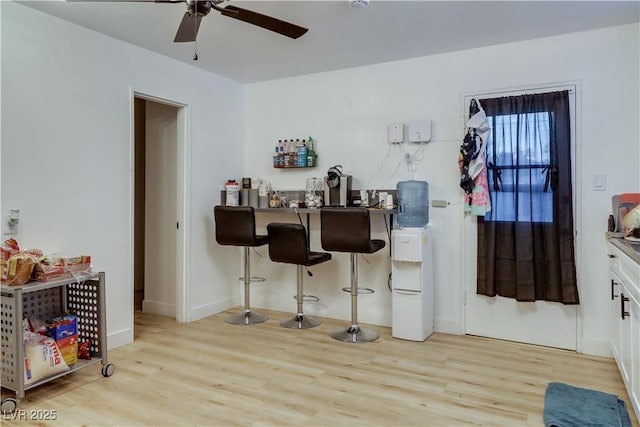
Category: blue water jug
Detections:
[{"x1": 397, "y1": 180, "x2": 429, "y2": 227}]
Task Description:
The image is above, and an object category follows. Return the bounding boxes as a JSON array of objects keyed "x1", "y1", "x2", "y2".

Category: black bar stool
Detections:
[
  {"x1": 320, "y1": 207, "x2": 385, "y2": 343},
  {"x1": 214, "y1": 205, "x2": 269, "y2": 325},
  {"x1": 267, "y1": 223, "x2": 332, "y2": 329}
]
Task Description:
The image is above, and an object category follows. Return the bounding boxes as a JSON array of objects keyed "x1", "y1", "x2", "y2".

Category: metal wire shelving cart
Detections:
[{"x1": 0, "y1": 271, "x2": 113, "y2": 413}]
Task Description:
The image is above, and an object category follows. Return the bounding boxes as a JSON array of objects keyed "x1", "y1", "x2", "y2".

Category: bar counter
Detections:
[{"x1": 254, "y1": 207, "x2": 397, "y2": 215}]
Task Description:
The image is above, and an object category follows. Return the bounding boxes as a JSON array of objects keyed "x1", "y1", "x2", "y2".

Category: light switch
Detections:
[{"x1": 593, "y1": 174, "x2": 606, "y2": 191}]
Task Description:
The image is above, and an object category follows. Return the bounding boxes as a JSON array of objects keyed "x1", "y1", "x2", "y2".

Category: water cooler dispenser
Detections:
[{"x1": 391, "y1": 180, "x2": 434, "y2": 341}]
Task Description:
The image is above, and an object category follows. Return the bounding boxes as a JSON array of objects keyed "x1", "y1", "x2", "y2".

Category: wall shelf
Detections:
[{"x1": 273, "y1": 154, "x2": 318, "y2": 169}]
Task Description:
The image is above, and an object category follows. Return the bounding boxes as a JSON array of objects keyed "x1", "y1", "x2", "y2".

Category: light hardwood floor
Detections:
[{"x1": 2, "y1": 308, "x2": 638, "y2": 427}]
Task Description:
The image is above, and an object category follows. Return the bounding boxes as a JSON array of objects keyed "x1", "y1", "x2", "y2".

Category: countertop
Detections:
[
  {"x1": 254, "y1": 207, "x2": 397, "y2": 215},
  {"x1": 608, "y1": 236, "x2": 640, "y2": 265}
]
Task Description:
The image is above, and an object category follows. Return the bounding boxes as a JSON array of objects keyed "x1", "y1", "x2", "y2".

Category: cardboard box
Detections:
[
  {"x1": 48, "y1": 315, "x2": 77, "y2": 341},
  {"x1": 56, "y1": 334, "x2": 77, "y2": 349},
  {"x1": 59, "y1": 341, "x2": 78, "y2": 366}
]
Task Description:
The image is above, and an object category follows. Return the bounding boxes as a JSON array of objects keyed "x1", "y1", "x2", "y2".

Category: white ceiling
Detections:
[{"x1": 19, "y1": 0, "x2": 640, "y2": 83}]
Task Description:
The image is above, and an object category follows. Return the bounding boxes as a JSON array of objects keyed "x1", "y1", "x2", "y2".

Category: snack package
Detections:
[
  {"x1": 1, "y1": 238, "x2": 20, "y2": 283},
  {"x1": 24, "y1": 334, "x2": 69, "y2": 384},
  {"x1": 57, "y1": 335, "x2": 78, "y2": 366},
  {"x1": 3, "y1": 249, "x2": 42, "y2": 286},
  {"x1": 48, "y1": 314, "x2": 78, "y2": 341},
  {"x1": 24, "y1": 315, "x2": 47, "y2": 335},
  {"x1": 78, "y1": 340, "x2": 93, "y2": 360},
  {"x1": 33, "y1": 255, "x2": 92, "y2": 282}
]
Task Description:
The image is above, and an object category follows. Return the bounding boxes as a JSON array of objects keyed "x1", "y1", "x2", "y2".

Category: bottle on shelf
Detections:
[
  {"x1": 290, "y1": 139, "x2": 298, "y2": 167},
  {"x1": 275, "y1": 140, "x2": 283, "y2": 167},
  {"x1": 298, "y1": 139, "x2": 307, "y2": 167},
  {"x1": 306, "y1": 136, "x2": 315, "y2": 167},
  {"x1": 283, "y1": 139, "x2": 291, "y2": 167}
]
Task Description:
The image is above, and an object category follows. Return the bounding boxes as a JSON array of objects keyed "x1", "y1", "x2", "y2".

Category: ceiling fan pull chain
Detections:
[{"x1": 193, "y1": 10, "x2": 198, "y2": 61}]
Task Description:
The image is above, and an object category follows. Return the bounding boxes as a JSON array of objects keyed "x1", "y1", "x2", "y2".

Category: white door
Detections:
[
  {"x1": 463, "y1": 85, "x2": 579, "y2": 350},
  {"x1": 463, "y1": 218, "x2": 578, "y2": 349}
]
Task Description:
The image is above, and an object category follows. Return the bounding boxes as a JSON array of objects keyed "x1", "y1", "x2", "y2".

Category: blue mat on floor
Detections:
[{"x1": 543, "y1": 382, "x2": 632, "y2": 427}]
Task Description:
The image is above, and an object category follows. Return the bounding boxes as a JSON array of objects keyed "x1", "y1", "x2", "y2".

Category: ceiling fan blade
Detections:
[
  {"x1": 174, "y1": 12, "x2": 203, "y2": 43},
  {"x1": 64, "y1": 1, "x2": 182, "y2": 3},
  {"x1": 220, "y1": 5, "x2": 308, "y2": 39}
]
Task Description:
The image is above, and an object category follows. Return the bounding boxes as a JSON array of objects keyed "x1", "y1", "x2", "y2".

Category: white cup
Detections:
[
  {"x1": 385, "y1": 194, "x2": 394, "y2": 209},
  {"x1": 360, "y1": 190, "x2": 368, "y2": 207}
]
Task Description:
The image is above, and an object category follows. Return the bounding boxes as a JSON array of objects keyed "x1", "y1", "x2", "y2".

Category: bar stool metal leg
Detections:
[
  {"x1": 226, "y1": 247, "x2": 268, "y2": 325},
  {"x1": 331, "y1": 253, "x2": 379, "y2": 343},
  {"x1": 280, "y1": 265, "x2": 320, "y2": 329}
]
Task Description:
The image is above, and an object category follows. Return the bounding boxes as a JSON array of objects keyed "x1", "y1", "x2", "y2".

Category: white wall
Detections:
[
  {"x1": 1, "y1": 2, "x2": 245, "y2": 347},
  {"x1": 244, "y1": 23, "x2": 640, "y2": 354}
]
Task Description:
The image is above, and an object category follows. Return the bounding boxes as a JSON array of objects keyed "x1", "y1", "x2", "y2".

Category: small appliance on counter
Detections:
[
  {"x1": 323, "y1": 165, "x2": 352, "y2": 207},
  {"x1": 610, "y1": 193, "x2": 640, "y2": 237}
]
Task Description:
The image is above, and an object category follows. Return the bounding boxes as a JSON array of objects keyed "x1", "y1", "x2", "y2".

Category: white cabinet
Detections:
[
  {"x1": 631, "y1": 295, "x2": 640, "y2": 416},
  {"x1": 609, "y1": 267, "x2": 622, "y2": 363},
  {"x1": 607, "y1": 241, "x2": 640, "y2": 421}
]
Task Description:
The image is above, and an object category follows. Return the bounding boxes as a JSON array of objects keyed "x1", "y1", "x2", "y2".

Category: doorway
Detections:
[
  {"x1": 462, "y1": 83, "x2": 581, "y2": 350},
  {"x1": 133, "y1": 94, "x2": 188, "y2": 326}
]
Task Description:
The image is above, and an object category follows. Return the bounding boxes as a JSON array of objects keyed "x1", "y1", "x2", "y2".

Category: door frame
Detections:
[
  {"x1": 459, "y1": 80, "x2": 583, "y2": 351},
  {"x1": 129, "y1": 89, "x2": 191, "y2": 325}
]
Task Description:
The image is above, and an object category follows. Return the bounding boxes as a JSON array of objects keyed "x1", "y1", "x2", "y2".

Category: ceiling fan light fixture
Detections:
[{"x1": 349, "y1": 0, "x2": 369, "y2": 8}]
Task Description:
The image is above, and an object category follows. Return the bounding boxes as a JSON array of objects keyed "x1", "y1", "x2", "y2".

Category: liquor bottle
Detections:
[
  {"x1": 283, "y1": 139, "x2": 291, "y2": 167},
  {"x1": 276, "y1": 140, "x2": 283, "y2": 167},
  {"x1": 306, "y1": 137, "x2": 315, "y2": 167},
  {"x1": 298, "y1": 139, "x2": 307, "y2": 167}
]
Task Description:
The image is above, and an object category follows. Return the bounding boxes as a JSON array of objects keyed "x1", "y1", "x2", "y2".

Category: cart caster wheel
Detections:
[
  {"x1": 1, "y1": 397, "x2": 17, "y2": 414},
  {"x1": 101, "y1": 364, "x2": 115, "y2": 377}
]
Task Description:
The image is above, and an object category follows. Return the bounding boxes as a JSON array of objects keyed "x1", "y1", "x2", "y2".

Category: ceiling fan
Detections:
[{"x1": 68, "y1": 0, "x2": 308, "y2": 43}]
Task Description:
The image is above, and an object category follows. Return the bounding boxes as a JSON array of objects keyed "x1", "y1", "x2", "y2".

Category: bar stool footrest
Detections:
[
  {"x1": 238, "y1": 276, "x2": 266, "y2": 283},
  {"x1": 292, "y1": 294, "x2": 320, "y2": 303},
  {"x1": 340, "y1": 287, "x2": 375, "y2": 295}
]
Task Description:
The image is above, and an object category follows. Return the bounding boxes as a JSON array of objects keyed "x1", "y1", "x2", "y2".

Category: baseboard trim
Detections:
[
  {"x1": 107, "y1": 327, "x2": 133, "y2": 350},
  {"x1": 581, "y1": 337, "x2": 612, "y2": 357},
  {"x1": 189, "y1": 297, "x2": 236, "y2": 322},
  {"x1": 142, "y1": 299, "x2": 176, "y2": 317},
  {"x1": 434, "y1": 318, "x2": 463, "y2": 335}
]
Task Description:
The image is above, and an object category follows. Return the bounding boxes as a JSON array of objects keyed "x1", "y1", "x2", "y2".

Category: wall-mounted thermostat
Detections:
[
  {"x1": 388, "y1": 122, "x2": 403, "y2": 144},
  {"x1": 408, "y1": 120, "x2": 431, "y2": 143}
]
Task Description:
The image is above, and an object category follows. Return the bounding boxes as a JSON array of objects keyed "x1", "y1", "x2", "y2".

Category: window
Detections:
[{"x1": 485, "y1": 111, "x2": 553, "y2": 222}]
